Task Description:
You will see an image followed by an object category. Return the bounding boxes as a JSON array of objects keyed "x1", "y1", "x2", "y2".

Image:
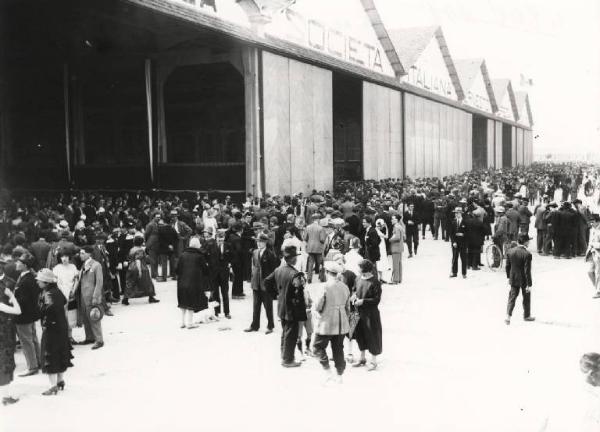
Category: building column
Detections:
[{"x1": 242, "y1": 46, "x2": 261, "y2": 197}]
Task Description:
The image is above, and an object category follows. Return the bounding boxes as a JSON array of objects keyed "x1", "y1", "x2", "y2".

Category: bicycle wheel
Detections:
[{"x1": 485, "y1": 243, "x2": 503, "y2": 271}]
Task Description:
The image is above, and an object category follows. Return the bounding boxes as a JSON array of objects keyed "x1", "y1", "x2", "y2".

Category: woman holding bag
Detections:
[{"x1": 351, "y1": 259, "x2": 383, "y2": 371}]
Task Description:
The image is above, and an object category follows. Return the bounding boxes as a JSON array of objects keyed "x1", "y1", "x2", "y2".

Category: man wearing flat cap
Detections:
[
  {"x1": 504, "y1": 233, "x2": 534, "y2": 325},
  {"x1": 264, "y1": 245, "x2": 306, "y2": 368},
  {"x1": 245, "y1": 233, "x2": 279, "y2": 334},
  {"x1": 313, "y1": 260, "x2": 350, "y2": 383}
]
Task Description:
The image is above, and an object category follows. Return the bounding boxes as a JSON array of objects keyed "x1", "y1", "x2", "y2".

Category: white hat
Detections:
[
  {"x1": 324, "y1": 261, "x2": 344, "y2": 275},
  {"x1": 36, "y1": 268, "x2": 57, "y2": 284},
  {"x1": 59, "y1": 220, "x2": 69, "y2": 228}
]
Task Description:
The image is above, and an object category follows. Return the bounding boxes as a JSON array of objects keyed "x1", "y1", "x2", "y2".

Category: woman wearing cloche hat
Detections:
[{"x1": 36, "y1": 268, "x2": 73, "y2": 396}]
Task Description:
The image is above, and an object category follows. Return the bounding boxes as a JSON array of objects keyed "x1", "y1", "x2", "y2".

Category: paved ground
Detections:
[{"x1": 2, "y1": 233, "x2": 599, "y2": 431}]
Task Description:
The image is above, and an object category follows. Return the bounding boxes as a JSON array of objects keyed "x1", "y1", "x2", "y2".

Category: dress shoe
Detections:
[
  {"x1": 18, "y1": 368, "x2": 39, "y2": 377},
  {"x1": 408, "y1": 254, "x2": 413, "y2": 258},
  {"x1": 523, "y1": 316, "x2": 536, "y2": 322},
  {"x1": 504, "y1": 318, "x2": 511, "y2": 325},
  {"x1": 281, "y1": 361, "x2": 301, "y2": 368},
  {"x1": 265, "y1": 329, "x2": 273, "y2": 335},
  {"x1": 367, "y1": 362, "x2": 378, "y2": 371},
  {"x1": 2, "y1": 396, "x2": 19, "y2": 406},
  {"x1": 462, "y1": 274, "x2": 467, "y2": 279},
  {"x1": 155, "y1": 277, "x2": 166, "y2": 282},
  {"x1": 225, "y1": 314, "x2": 231, "y2": 319},
  {"x1": 104, "y1": 309, "x2": 114, "y2": 316},
  {"x1": 472, "y1": 267, "x2": 480, "y2": 271},
  {"x1": 148, "y1": 296, "x2": 160, "y2": 304},
  {"x1": 593, "y1": 293, "x2": 600, "y2": 299},
  {"x1": 57, "y1": 380, "x2": 65, "y2": 391},
  {"x1": 42, "y1": 386, "x2": 59, "y2": 396},
  {"x1": 91, "y1": 342, "x2": 104, "y2": 350},
  {"x1": 244, "y1": 327, "x2": 258, "y2": 332},
  {"x1": 121, "y1": 298, "x2": 129, "y2": 306},
  {"x1": 75, "y1": 339, "x2": 94, "y2": 345},
  {"x1": 352, "y1": 359, "x2": 367, "y2": 368},
  {"x1": 449, "y1": 274, "x2": 457, "y2": 278}
]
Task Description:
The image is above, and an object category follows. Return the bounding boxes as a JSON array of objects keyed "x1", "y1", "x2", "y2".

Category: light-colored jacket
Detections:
[
  {"x1": 79, "y1": 258, "x2": 103, "y2": 305},
  {"x1": 389, "y1": 223, "x2": 405, "y2": 254},
  {"x1": 305, "y1": 222, "x2": 327, "y2": 254},
  {"x1": 314, "y1": 280, "x2": 350, "y2": 335}
]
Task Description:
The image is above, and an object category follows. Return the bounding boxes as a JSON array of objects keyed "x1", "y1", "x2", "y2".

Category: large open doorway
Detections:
[
  {"x1": 159, "y1": 60, "x2": 245, "y2": 191},
  {"x1": 502, "y1": 123, "x2": 512, "y2": 168},
  {"x1": 0, "y1": 0, "x2": 249, "y2": 191},
  {"x1": 471, "y1": 115, "x2": 488, "y2": 170},
  {"x1": 333, "y1": 73, "x2": 363, "y2": 183}
]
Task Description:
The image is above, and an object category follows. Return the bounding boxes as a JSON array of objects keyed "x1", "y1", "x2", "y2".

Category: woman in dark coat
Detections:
[
  {"x1": 123, "y1": 236, "x2": 158, "y2": 305},
  {"x1": 176, "y1": 237, "x2": 209, "y2": 329},
  {"x1": 351, "y1": 259, "x2": 382, "y2": 371},
  {"x1": 360, "y1": 217, "x2": 381, "y2": 264},
  {"x1": 0, "y1": 282, "x2": 21, "y2": 406},
  {"x1": 36, "y1": 268, "x2": 73, "y2": 396}
]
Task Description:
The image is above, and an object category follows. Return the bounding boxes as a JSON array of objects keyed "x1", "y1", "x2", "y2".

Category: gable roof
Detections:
[
  {"x1": 387, "y1": 26, "x2": 464, "y2": 100},
  {"x1": 491, "y1": 78, "x2": 519, "y2": 120},
  {"x1": 515, "y1": 91, "x2": 534, "y2": 126},
  {"x1": 454, "y1": 58, "x2": 498, "y2": 112},
  {"x1": 359, "y1": 0, "x2": 405, "y2": 77}
]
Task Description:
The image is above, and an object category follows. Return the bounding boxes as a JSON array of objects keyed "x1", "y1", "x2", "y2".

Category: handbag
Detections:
[{"x1": 348, "y1": 310, "x2": 360, "y2": 339}]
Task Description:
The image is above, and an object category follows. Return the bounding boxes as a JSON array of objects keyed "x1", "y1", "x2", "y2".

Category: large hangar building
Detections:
[{"x1": 0, "y1": 0, "x2": 534, "y2": 195}]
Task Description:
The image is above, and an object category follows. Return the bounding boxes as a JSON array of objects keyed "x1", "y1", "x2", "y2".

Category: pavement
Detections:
[{"x1": 2, "y1": 233, "x2": 599, "y2": 432}]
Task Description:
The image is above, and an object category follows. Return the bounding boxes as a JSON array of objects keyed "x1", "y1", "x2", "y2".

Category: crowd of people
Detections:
[{"x1": 1, "y1": 161, "x2": 600, "y2": 402}]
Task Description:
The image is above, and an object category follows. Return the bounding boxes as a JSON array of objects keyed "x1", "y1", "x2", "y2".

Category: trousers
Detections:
[
  {"x1": 148, "y1": 248, "x2": 159, "y2": 278},
  {"x1": 280, "y1": 319, "x2": 299, "y2": 364},
  {"x1": 451, "y1": 244, "x2": 468, "y2": 276},
  {"x1": 306, "y1": 253, "x2": 325, "y2": 283},
  {"x1": 506, "y1": 285, "x2": 531, "y2": 318},
  {"x1": 313, "y1": 334, "x2": 346, "y2": 375},
  {"x1": 80, "y1": 303, "x2": 104, "y2": 343},
  {"x1": 15, "y1": 322, "x2": 40, "y2": 370},
  {"x1": 231, "y1": 264, "x2": 244, "y2": 296},
  {"x1": 391, "y1": 253, "x2": 402, "y2": 283},
  {"x1": 211, "y1": 275, "x2": 230, "y2": 315},
  {"x1": 250, "y1": 289, "x2": 274, "y2": 330},
  {"x1": 406, "y1": 229, "x2": 419, "y2": 255},
  {"x1": 536, "y1": 229, "x2": 546, "y2": 253}
]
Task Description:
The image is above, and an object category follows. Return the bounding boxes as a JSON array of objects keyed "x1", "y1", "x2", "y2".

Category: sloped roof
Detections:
[
  {"x1": 387, "y1": 26, "x2": 464, "y2": 100},
  {"x1": 454, "y1": 58, "x2": 498, "y2": 112},
  {"x1": 515, "y1": 91, "x2": 534, "y2": 126},
  {"x1": 360, "y1": 0, "x2": 405, "y2": 77},
  {"x1": 491, "y1": 79, "x2": 519, "y2": 121}
]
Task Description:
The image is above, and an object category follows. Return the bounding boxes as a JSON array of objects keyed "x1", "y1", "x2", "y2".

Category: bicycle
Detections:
[{"x1": 485, "y1": 240, "x2": 510, "y2": 272}]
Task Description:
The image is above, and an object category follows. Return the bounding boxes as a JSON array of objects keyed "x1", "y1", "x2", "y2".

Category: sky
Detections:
[{"x1": 374, "y1": 0, "x2": 600, "y2": 156}]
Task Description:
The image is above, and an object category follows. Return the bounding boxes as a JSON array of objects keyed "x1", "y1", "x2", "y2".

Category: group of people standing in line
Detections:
[{"x1": 1, "y1": 162, "x2": 600, "y2": 401}]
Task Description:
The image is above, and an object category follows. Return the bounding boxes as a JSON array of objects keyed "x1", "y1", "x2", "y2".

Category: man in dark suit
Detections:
[
  {"x1": 504, "y1": 233, "x2": 534, "y2": 325},
  {"x1": 245, "y1": 233, "x2": 279, "y2": 334},
  {"x1": 227, "y1": 222, "x2": 245, "y2": 298},
  {"x1": 448, "y1": 206, "x2": 468, "y2": 278},
  {"x1": 144, "y1": 213, "x2": 161, "y2": 278},
  {"x1": 29, "y1": 232, "x2": 51, "y2": 271},
  {"x1": 207, "y1": 230, "x2": 231, "y2": 318},
  {"x1": 403, "y1": 203, "x2": 419, "y2": 258},
  {"x1": 264, "y1": 245, "x2": 306, "y2": 368},
  {"x1": 169, "y1": 210, "x2": 192, "y2": 279}
]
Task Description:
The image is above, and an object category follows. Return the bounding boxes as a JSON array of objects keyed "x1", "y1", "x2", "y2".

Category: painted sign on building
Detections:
[
  {"x1": 266, "y1": 0, "x2": 395, "y2": 75},
  {"x1": 463, "y1": 70, "x2": 492, "y2": 112},
  {"x1": 402, "y1": 38, "x2": 457, "y2": 100}
]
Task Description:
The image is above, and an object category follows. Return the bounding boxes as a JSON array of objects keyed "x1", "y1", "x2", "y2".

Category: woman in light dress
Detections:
[
  {"x1": 375, "y1": 219, "x2": 390, "y2": 283},
  {"x1": 52, "y1": 251, "x2": 79, "y2": 342}
]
